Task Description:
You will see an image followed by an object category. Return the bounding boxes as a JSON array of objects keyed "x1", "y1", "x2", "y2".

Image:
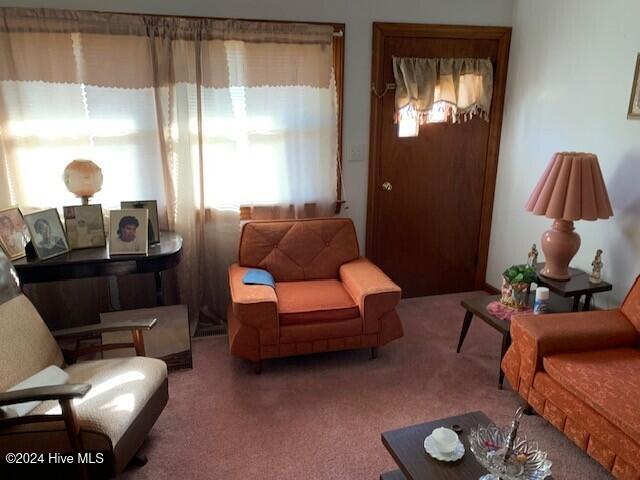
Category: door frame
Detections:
[{"x1": 365, "y1": 22, "x2": 512, "y2": 290}]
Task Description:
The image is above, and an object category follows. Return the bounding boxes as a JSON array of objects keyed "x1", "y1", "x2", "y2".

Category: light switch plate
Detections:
[{"x1": 349, "y1": 144, "x2": 366, "y2": 162}]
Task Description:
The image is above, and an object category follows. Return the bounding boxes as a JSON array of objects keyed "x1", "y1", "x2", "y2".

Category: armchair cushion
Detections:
[
  {"x1": 1, "y1": 357, "x2": 167, "y2": 454},
  {"x1": 543, "y1": 348, "x2": 640, "y2": 444},
  {"x1": 1, "y1": 366, "x2": 69, "y2": 418},
  {"x1": 276, "y1": 280, "x2": 359, "y2": 325}
]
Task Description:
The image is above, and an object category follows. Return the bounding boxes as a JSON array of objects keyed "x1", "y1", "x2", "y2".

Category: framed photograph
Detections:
[
  {"x1": 121, "y1": 200, "x2": 160, "y2": 244},
  {"x1": 109, "y1": 209, "x2": 149, "y2": 255},
  {"x1": 0, "y1": 206, "x2": 27, "y2": 260},
  {"x1": 63, "y1": 204, "x2": 106, "y2": 249},
  {"x1": 629, "y1": 53, "x2": 640, "y2": 119},
  {"x1": 23, "y1": 209, "x2": 70, "y2": 260}
]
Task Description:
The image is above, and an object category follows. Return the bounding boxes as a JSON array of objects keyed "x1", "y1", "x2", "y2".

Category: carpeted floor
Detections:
[{"x1": 121, "y1": 291, "x2": 612, "y2": 479}]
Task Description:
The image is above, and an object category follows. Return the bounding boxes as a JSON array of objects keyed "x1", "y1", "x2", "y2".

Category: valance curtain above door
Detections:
[{"x1": 392, "y1": 57, "x2": 493, "y2": 124}]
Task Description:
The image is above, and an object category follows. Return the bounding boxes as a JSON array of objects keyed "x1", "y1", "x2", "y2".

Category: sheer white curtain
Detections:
[{"x1": 0, "y1": 9, "x2": 338, "y2": 322}]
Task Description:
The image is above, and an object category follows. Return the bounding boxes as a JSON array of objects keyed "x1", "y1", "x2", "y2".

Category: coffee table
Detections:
[
  {"x1": 380, "y1": 411, "x2": 553, "y2": 479},
  {"x1": 381, "y1": 411, "x2": 493, "y2": 480}
]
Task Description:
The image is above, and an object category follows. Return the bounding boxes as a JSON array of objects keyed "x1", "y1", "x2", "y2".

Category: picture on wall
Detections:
[
  {"x1": 121, "y1": 200, "x2": 160, "y2": 244},
  {"x1": 629, "y1": 53, "x2": 640, "y2": 119},
  {"x1": 63, "y1": 204, "x2": 106, "y2": 249},
  {"x1": 109, "y1": 209, "x2": 149, "y2": 255},
  {"x1": 24, "y1": 209, "x2": 70, "y2": 260},
  {"x1": 0, "y1": 206, "x2": 27, "y2": 260}
]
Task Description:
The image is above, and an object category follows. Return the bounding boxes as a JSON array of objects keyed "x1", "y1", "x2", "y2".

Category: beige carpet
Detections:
[{"x1": 121, "y1": 291, "x2": 613, "y2": 479}]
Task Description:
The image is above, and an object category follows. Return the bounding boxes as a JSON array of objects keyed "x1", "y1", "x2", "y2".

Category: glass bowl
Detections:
[{"x1": 468, "y1": 423, "x2": 552, "y2": 480}]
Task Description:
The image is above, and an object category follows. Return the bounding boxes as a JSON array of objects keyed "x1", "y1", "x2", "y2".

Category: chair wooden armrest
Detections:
[
  {"x1": 51, "y1": 318, "x2": 157, "y2": 339},
  {"x1": 0, "y1": 383, "x2": 91, "y2": 407},
  {"x1": 0, "y1": 383, "x2": 91, "y2": 462},
  {"x1": 52, "y1": 318, "x2": 157, "y2": 363}
]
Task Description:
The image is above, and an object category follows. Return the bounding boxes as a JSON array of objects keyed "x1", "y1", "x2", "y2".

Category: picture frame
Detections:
[
  {"x1": 63, "y1": 204, "x2": 106, "y2": 250},
  {"x1": 109, "y1": 209, "x2": 149, "y2": 256},
  {"x1": 628, "y1": 53, "x2": 640, "y2": 119},
  {"x1": 23, "y1": 208, "x2": 70, "y2": 260},
  {"x1": 0, "y1": 206, "x2": 28, "y2": 260},
  {"x1": 121, "y1": 200, "x2": 160, "y2": 244}
]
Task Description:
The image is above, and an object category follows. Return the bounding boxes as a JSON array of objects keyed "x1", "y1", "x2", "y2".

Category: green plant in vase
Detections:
[{"x1": 500, "y1": 264, "x2": 537, "y2": 310}]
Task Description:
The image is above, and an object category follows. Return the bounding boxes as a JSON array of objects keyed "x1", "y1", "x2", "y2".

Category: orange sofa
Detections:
[
  {"x1": 502, "y1": 276, "x2": 640, "y2": 479},
  {"x1": 227, "y1": 217, "x2": 403, "y2": 371}
]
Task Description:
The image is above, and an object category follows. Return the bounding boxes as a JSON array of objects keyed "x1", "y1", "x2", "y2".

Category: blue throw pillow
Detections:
[{"x1": 243, "y1": 268, "x2": 275, "y2": 288}]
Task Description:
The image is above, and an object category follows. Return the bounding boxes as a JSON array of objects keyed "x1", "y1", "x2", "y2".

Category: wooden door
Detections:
[{"x1": 366, "y1": 24, "x2": 511, "y2": 298}]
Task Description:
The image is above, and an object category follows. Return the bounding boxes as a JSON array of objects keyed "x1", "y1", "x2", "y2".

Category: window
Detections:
[{"x1": 0, "y1": 12, "x2": 345, "y2": 217}]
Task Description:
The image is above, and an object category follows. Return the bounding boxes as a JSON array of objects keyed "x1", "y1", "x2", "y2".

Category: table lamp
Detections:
[
  {"x1": 63, "y1": 159, "x2": 103, "y2": 205},
  {"x1": 526, "y1": 152, "x2": 613, "y2": 281}
]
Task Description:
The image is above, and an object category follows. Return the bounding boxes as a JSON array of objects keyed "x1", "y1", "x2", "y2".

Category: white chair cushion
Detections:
[
  {"x1": 27, "y1": 356, "x2": 167, "y2": 448},
  {"x1": 1, "y1": 365, "x2": 69, "y2": 418}
]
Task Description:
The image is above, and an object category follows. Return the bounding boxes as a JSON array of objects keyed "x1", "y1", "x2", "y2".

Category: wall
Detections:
[
  {"x1": 0, "y1": 0, "x2": 513, "y2": 248},
  {"x1": 488, "y1": 0, "x2": 640, "y2": 305}
]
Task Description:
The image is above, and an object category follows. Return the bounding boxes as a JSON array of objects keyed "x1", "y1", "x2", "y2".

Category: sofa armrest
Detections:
[
  {"x1": 507, "y1": 309, "x2": 638, "y2": 392},
  {"x1": 340, "y1": 258, "x2": 401, "y2": 335}
]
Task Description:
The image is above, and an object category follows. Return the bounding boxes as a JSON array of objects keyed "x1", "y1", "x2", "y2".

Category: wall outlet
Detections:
[{"x1": 349, "y1": 144, "x2": 366, "y2": 162}]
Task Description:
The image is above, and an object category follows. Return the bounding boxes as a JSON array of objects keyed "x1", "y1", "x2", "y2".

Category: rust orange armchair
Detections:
[
  {"x1": 502, "y1": 276, "x2": 640, "y2": 479},
  {"x1": 227, "y1": 218, "x2": 403, "y2": 372}
]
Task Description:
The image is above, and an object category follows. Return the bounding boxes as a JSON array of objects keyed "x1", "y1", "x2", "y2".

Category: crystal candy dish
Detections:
[{"x1": 468, "y1": 423, "x2": 552, "y2": 480}]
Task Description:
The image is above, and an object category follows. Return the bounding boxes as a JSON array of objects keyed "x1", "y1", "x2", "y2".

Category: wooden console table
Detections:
[{"x1": 12, "y1": 231, "x2": 183, "y2": 306}]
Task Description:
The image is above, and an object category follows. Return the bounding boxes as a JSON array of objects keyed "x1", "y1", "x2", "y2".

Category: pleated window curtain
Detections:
[
  {"x1": 392, "y1": 57, "x2": 493, "y2": 131},
  {"x1": 0, "y1": 8, "x2": 339, "y2": 323}
]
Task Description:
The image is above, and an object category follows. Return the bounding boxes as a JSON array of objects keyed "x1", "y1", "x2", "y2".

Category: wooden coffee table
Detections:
[
  {"x1": 381, "y1": 411, "x2": 492, "y2": 480},
  {"x1": 380, "y1": 411, "x2": 553, "y2": 479}
]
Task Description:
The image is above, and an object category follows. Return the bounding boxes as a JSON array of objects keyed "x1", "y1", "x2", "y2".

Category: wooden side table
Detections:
[
  {"x1": 457, "y1": 266, "x2": 613, "y2": 388},
  {"x1": 456, "y1": 294, "x2": 573, "y2": 388},
  {"x1": 534, "y1": 263, "x2": 612, "y2": 311},
  {"x1": 12, "y1": 231, "x2": 182, "y2": 306}
]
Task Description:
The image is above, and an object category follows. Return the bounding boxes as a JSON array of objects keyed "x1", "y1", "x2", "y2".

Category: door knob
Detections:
[{"x1": 382, "y1": 181, "x2": 393, "y2": 191}]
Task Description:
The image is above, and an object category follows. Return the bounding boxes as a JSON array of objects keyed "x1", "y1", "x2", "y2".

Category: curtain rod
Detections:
[{"x1": 35, "y1": 7, "x2": 346, "y2": 34}]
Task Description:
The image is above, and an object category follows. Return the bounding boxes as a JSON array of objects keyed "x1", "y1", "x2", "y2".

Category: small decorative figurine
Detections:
[
  {"x1": 589, "y1": 249, "x2": 603, "y2": 284},
  {"x1": 527, "y1": 243, "x2": 538, "y2": 268}
]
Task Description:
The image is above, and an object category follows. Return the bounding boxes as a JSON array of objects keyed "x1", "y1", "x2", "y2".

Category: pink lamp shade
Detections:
[
  {"x1": 526, "y1": 152, "x2": 613, "y2": 281},
  {"x1": 526, "y1": 152, "x2": 613, "y2": 220}
]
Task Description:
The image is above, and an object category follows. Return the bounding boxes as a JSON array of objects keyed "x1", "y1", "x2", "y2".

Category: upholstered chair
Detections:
[
  {"x1": 0, "y1": 251, "x2": 168, "y2": 478},
  {"x1": 227, "y1": 217, "x2": 403, "y2": 372}
]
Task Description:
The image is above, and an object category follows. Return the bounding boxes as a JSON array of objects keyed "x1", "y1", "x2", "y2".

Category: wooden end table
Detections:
[
  {"x1": 457, "y1": 266, "x2": 612, "y2": 389},
  {"x1": 534, "y1": 264, "x2": 612, "y2": 312},
  {"x1": 456, "y1": 294, "x2": 575, "y2": 389}
]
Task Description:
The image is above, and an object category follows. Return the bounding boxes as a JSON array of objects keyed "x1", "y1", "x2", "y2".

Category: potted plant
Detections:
[{"x1": 500, "y1": 264, "x2": 537, "y2": 309}]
